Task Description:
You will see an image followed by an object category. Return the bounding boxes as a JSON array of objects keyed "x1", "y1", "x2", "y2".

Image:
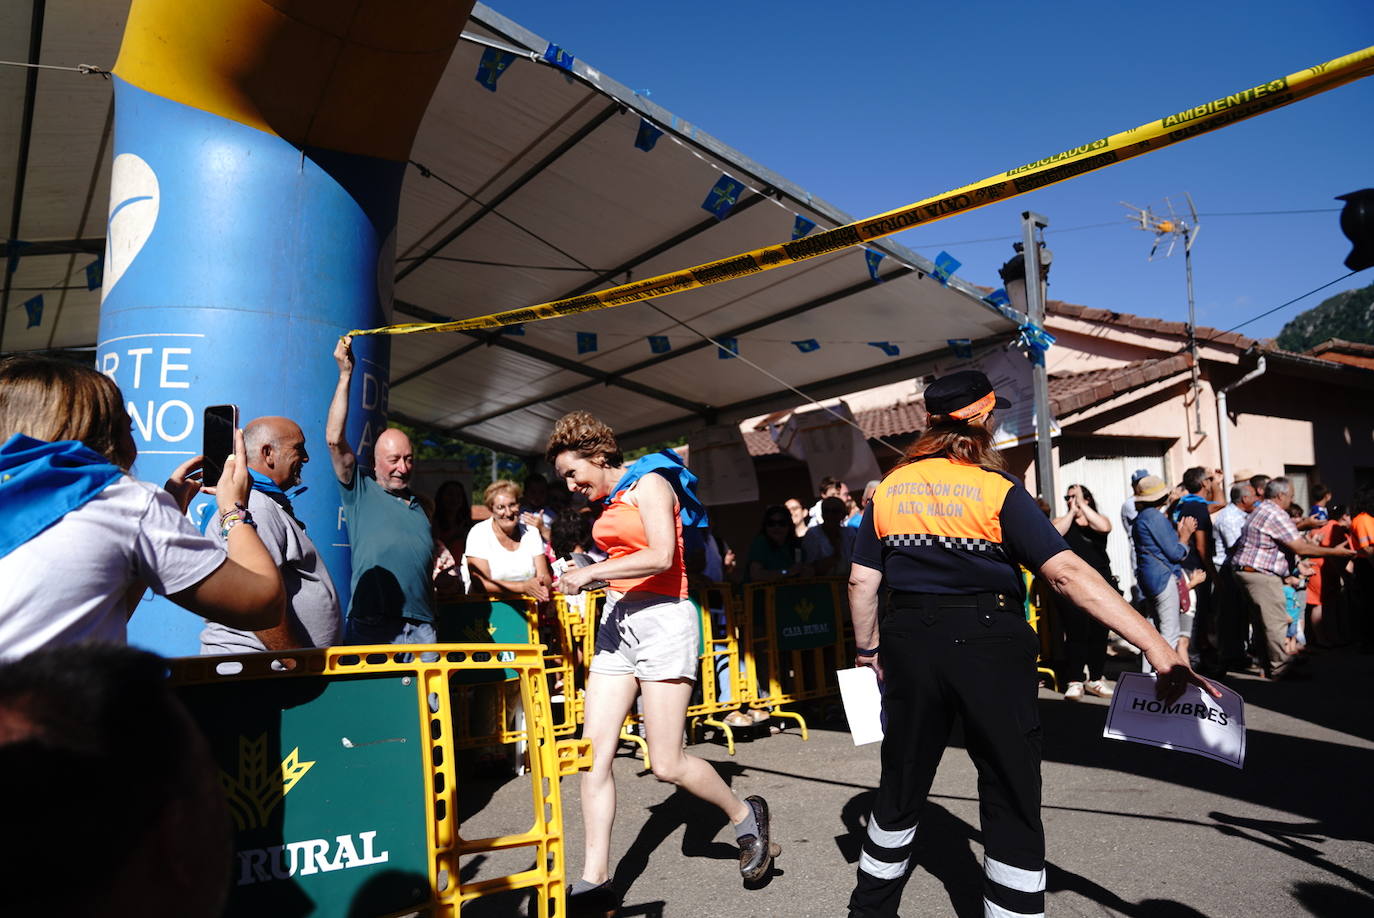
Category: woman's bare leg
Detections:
[
  {"x1": 578, "y1": 671, "x2": 640, "y2": 883},
  {"x1": 639, "y1": 678, "x2": 749, "y2": 824}
]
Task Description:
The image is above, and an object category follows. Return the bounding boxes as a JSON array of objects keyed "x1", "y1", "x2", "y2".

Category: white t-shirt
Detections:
[
  {"x1": 464, "y1": 518, "x2": 545, "y2": 584},
  {"x1": 0, "y1": 476, "x2": 226, "y2": 659}
]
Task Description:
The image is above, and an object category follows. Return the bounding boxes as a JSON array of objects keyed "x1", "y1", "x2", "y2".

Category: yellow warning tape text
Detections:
[{"x1": 350, "y1": 45, "x2": 1374, "y2": 338}]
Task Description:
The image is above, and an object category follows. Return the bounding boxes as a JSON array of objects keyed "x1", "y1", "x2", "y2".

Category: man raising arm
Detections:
[{"x1": 326, "y1": 337, "x2": 437, "y2": 646}]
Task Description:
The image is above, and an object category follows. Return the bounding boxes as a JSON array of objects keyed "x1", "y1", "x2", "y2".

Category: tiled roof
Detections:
[
  {"x1": 1045, "y1": 299, "x2": 1257, "y2": 351},
  {"x1": 1048, "y1": 355, "x2": 1192, "y2": 417}
]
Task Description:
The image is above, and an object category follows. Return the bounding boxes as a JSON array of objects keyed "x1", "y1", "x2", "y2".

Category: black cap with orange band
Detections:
[{"x1": 923, "y1": 370, "x2": 1011, "y2": 421}]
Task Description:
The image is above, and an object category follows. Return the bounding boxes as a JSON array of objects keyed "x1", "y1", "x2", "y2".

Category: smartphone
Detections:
[{"x1": 202, "y1": 404, "x2": 239, "y2": 484}]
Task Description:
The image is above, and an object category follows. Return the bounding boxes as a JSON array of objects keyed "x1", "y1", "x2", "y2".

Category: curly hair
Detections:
[
  {"x1": 0, "y1": 355, "x2": 135, "y2": 468},
  {"x1": 544, "y1": 410, "x2": 623, "y2": 466}
]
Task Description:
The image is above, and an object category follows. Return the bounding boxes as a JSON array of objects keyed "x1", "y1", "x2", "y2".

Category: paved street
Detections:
[{"x1": 460, "y1": 648, "x2": 1374, "y2": 917}]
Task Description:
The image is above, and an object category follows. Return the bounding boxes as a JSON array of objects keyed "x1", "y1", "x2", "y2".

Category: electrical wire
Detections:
[{"x1": 1201, "y1": 270, "x2": 1359, "y2": 340}]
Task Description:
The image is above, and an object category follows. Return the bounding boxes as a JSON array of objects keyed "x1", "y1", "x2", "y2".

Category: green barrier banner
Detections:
[
  {"x1": 774, "y1": 581, "x2": 839, "y2": 651},
  {"x1": 435, "y1": 599, "x2": 531, "y2": 682},
  {"x1": 178, "y1": 675, "x2": 430, "y2": 917}
]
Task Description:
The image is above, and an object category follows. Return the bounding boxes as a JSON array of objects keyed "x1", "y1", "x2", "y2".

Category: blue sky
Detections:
[{"x1": 496, "y1": 0, "x2": 1373, "y2": 340}]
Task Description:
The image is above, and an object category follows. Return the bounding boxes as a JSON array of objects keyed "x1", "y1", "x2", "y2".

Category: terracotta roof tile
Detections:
[{"x1": 1048, "y1": 355, "x2": 1191, "y2": 416}]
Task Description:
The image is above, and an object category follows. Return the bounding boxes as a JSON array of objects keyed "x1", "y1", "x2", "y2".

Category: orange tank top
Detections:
[{"x1": 593, "y1": 479, "x2": 688, "y2": 598}]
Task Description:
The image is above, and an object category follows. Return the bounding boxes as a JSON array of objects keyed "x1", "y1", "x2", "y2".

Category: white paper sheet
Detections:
[
  {"x1": 1103, "y1": 671, "x2": 1246, "y2": 768},
  {"x1": 837, "y1": 666, "x2": 885, "y2": 746}
]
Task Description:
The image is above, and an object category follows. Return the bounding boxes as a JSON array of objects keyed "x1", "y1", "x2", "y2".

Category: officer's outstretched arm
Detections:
[{"x1": 1039, "y1": 549, "x2": 1220, "y2": 703}]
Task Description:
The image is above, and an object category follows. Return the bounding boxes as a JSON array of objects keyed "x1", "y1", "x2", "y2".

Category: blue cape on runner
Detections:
[
  {"x1": 607, "y1": 449, "x2": 709, "y2": 546},
  {"x1": 0, "y1": 433, "x2": 123, "y2": 560}
]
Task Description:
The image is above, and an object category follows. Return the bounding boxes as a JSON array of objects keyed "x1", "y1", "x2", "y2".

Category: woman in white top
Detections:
[
  {"x1": 465, "y1": 479, "x2": 553, "y2": 601},
  {"x1": 0, "y1": 356, "x2": 283, "y2": 658}
]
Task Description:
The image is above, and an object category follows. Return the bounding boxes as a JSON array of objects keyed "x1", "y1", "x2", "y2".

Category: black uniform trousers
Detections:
[{"x1": 849, "y1": 592, "x2": 1046, "y2": 918}]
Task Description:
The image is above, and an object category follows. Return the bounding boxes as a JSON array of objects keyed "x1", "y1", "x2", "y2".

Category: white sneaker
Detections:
[
  {"x1": 1064, "y1": 682, "x2": 1084, "y2": 700},
  {"x1": 1084, "y1": 679, "x2": 1114, "y2": 698}
]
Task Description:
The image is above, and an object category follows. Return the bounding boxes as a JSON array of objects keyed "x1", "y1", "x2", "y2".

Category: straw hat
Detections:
[
  {"x1": 1231, "y1": 468, "x2": 1257, "y2": 482},
  {"x1": 1133, "y1": 475, "x2": 1169, "y2": 503}
]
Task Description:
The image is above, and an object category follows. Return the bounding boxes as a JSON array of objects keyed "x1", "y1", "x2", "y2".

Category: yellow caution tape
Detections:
[{"x1": 349, "y1": 45, "x2": 1374, "y2": 338}]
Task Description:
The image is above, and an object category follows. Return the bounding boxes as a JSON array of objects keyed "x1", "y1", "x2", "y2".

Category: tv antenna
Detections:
[{"x1": 1122, "y1": 194, "x2": 1204, "y2": 436}]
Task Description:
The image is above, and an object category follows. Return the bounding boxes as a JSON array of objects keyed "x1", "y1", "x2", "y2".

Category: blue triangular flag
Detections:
[
  {"x1": 793, "y1": 339, "x2": 820, "y2": 353},
  {"x1": 6, "y1": 240, "x2": 27, "y2": 276},
  {"x1": 543, "y1": 43, "x2": 575, "y2": 71},
  {"x1": 947, "y1": 338, "x2": 973, "y2": 359},
  {"x1": 503, "y1": 323, "x2": 525, "y2": 336},
  {"x1": 985, "y1": 288, "x2": 1011, "y2": 308},
  {"x1": 865, "y1": 249, "x2": 886, "y2": 282},
  {"x1": 635, "y1": 119, "x2": 664, "y2": 152},
  {"x1": 702, "y1": 175, "x2": 746, "y2": 220},
  {"x1": 648, "y1": 335, "x2": 671, "y2": 354},
  {"x1": 717, "y1": 337, "x2": 739, "y2": 359},
  {"x1": 475, "y1": 48, "x2": 515, "y2": 92},
  {"x1": 422, "y1": 438, "x2": 439, "y2": 448},
  {"x1": 932, "y1": 250, "x2": 961, "y2": 285},
  {"x1": 84, "y1": 256, "x2": 103, "y2": 291},
  {"x1": 577, "y1": 332, "x2": 598, "y2": 354},
  {"x1": 23, "y1": 294, "x2": 43, "y2": 328},
  {"x1": 792, "y1": 216, "x2": 816, "y2": 240},
  {"x1": 867, "y1": 341, "x2": 899, "y2": 357}
]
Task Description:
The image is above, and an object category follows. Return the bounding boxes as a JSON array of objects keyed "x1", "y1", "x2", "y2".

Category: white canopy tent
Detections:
[{"x1": 2, "y1": 2, "x2": 1023, "y2": 456}]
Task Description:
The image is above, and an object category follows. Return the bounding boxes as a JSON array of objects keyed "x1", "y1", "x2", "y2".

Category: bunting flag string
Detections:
[
  {"x1": 947, "y1": 338, "x2": 974, "y2": 359},
  {"x1": 648, "y1": 334, "x2": 672, "y2": 353},
  {"x1": 576, "y1": 331, "x2": 598, "y2": 354},
  {"x1": 542, "y1": 43, "x2": 575, "y2": 71},
  {"x1": 793, "y1": 339, "x2": 820, "y2": 353},
  {"x1": 985, "y1": 288, "x2": 1011, "y2": 309},
  {"x1": 475, "y1": 47, "x2": 515, "y2": 91},
  {"x1": 792, "y1": 215, "x2": 816, "y2": 240},
  {"x1": 867, "y1": 341, "x2": 899, "y2": 357},
  {"x1": 701, "y1": 175, "x2": 747, "y2": 220},
  {"x1": 85, "y1": 256, "x2": 103, "y2": 291},
  {"x1": 864, "y1": 249, "x2": 886, "y2": 282},
  {"x1": 932, "y1": 250, "x2": 961, "y2": 285},
  {"x1": 23, "y1": 295, "x2": 43, "y2": 328},
  {"x1": 634, "y1": 118, "x2": 663, "y2": 152},
  {"x1": 717, "y1": 337, "x2": 739, "y2": 359}
]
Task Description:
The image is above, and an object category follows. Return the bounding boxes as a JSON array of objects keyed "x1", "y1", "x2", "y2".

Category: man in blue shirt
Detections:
[{"x1": 326, "y1": 336, "x2": 436, "y2": 645}]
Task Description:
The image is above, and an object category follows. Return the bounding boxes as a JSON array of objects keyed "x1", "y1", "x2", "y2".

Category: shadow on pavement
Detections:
[{"x1": 611, "y1": 763, "x2": 745, "y2": 898}]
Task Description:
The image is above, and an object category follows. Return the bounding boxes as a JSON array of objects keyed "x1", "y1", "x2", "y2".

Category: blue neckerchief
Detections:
[
  {"x1": 605, "y1": 449, "x2": 709, "y2": 535},
  {"x1": 0, "y1": 434, "x2": 123, "y2": 559},
  {"x1": 247, "y1": 467, "x2": 308, "y2": 528},
  {"x1": 1170, "y1": 492, "x2": 1208, "y2": 523}
]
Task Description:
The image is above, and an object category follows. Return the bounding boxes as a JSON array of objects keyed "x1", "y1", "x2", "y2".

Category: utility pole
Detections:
[{"x1": 1000, "y1": 212, "x2": 1055, "y2": 512}]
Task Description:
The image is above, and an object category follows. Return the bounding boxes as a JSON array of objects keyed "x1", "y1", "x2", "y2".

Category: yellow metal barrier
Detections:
[
  {"x1": 437, "y1": 594, "x2": 581, "y2": 751},
  {"x1": 741, "y1": 578, "x2": 854, "y2": 739},
  {"x1": 1023, "y1": 568, "x2": 1060, "y2": 692},
  {"x1": 688, "y1": 584, "x2": 751, "y2": 754},
  {"x1": 169, "y1": 644, "x2": 582, "y2": 917}
]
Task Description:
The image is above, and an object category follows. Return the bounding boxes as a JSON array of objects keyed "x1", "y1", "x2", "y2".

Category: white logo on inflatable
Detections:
[{"x1": 102, "y1": 153, "x2": 160, "y2": 302}]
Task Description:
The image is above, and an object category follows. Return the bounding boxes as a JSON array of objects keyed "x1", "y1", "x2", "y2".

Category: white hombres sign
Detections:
[{"x1": 1103, "y1": 672, "x2": 1246, "y2": 768}]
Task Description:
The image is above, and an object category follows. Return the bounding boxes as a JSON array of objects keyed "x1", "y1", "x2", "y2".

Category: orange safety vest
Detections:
[{"x1": 871, "y1": 456, "x2": 1014, "y2": 553}]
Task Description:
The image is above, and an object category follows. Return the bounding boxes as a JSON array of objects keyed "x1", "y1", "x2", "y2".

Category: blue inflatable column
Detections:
[{"x1": 97, "y1": 1, "x2": 472, "y2": 655}]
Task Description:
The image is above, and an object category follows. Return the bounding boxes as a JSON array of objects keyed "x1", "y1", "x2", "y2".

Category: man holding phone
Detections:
[
  {"x1": 326, "y1": 336, "x2": 436, "y2": 646},
  {"x1": 200, "y1": 416, "x2": 341, "y2": 655}
]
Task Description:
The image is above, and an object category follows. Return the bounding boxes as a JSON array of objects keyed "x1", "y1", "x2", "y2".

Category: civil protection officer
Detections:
[{"x1": 846, "y1": 370, "x2": 1217, "y2": 918}]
